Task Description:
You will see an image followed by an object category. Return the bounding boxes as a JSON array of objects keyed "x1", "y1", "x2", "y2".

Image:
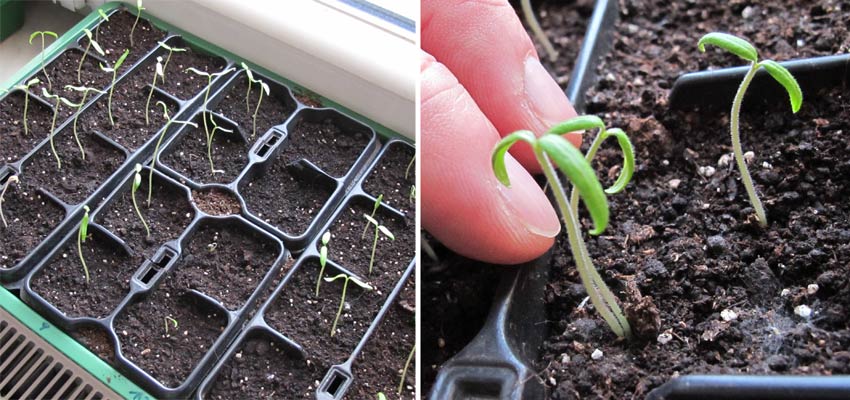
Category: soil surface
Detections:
[
  {"x1": 362, "y1": 142, "x2": 416, "y2": 217},
  {"x1": 347, "y1": 277, "x2": 416, "y2": 399},
  {"x1": 191, "y1": 188, "x2": 241, "y2": 216},
  {"x1": 0, "y1": 91, "x2": 54, "y2": 164},
  {"x1": 73, "y1": 326, "x2": 116, "y2": 365},
  {"x1": 264, "y1": 260, "x2": 386, "y2": 375},
  {"x1": 161, "y1": 113, "x2": 248, "y2": 185},
  {"x1": 90, "y1": 10, "x2": 166, "y2": 69},
  {"x1": 140, "y1": 46, "x2": 228, "y2": 102},
  {"x1": 98, "y1": 170, "x2": 194, "y2": 260},
  {"x1": 325, "y1": 198, "x2": 415, "y2": 292},
  {"x1": 535, "y1": 2, "x2": 850, "y2": 398},
  {"x1": 170, "y1": 220, "x2": 280, "y2": 311},
  {"x1": 24, "y1": 129, "x2": 125, "y2": 205},
  {"x1": 31, "y1": 226, "x2": 142, "y2": 319},
  {"x1": 293, "y1": 89, "x2": 323, "y2": 108},
  {"x1": 206, "y1": 330, "x2": 323, "y2": 399},
  {"x1": 241, "y1": 157, "x2": 336, "y2": 237},
  {"x1": 114, "y1": 276, "x2": 228, "y2": 388},
  {"x1": 0, "y1": 181, "x2": 65, "y2": 270},
  {"x1": 284, "y1": 117, "x2": 371, "y2": 178},
  {"x1": 214, "y1": 73, "x2": 296, "y2": 140}
]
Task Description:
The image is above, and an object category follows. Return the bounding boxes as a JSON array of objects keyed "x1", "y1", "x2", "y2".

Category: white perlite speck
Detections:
[
  {"x1": 657, "y1": 332, "x2": 673, "y2": 345},
  {"x1": 720, "y1": 309, "x2": 738, "y2": 322},
  {"x1": 807, "y1": 284, "x2": 819, "y2": 295},
  {"x1": 699, "y1": 166, "x2": 716, "y2": 178},
  {"x1": 591, "y1": 349, "x2": 603, "y2": 360},
  {"x1": 794, "y1": 305, "x2": 812, "y2": 318},
  {"x1": 717, "y1": 153, "x2": 733, "y2": 168}
]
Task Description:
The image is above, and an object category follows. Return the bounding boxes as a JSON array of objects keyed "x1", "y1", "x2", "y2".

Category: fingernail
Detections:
[
  {"x1": 496, "y1": 158, "x2": 561, "y2": 238},
  {"x1": 524, "y1": 56, "x2": 573, "y2": 130}
]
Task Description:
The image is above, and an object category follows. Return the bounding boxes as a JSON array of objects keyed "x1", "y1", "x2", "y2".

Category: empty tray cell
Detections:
[
  {"x1": 362, "y1": 141, "x2": 415, "y2": 215},
  {"x1": 87, "y1": 9, "x2": 166, "y2": 70},
  {"x1": 265, "y1": 259, "x2": 385, "y2": 366},
  {"x1": 0, "y1": 91, "x2": 53, "y2": 164},
  {"x1": 114, "y1": 279, "x2": 227, "y2": 388},
  {"x1": 282, "y1": 109, "x2": 373, "y2": 178},
  {"x1": 205, "y1": 329, "x2": 324, "y2": 399},
  {"x1": 22, "y1": 130, "x2": 126, "y2": 206},
  {"x1": 170, "y1": 219, "x2": 282, "y2": 311},
  {"x1": 0, "y1": 177, "x2": 65, "y2": 270},
  {"x1": 325, "y1": 197, "x2": 414, "y2": 291},
  {"x1": 160, "y1": 112, "x2": 248, "y2": 185},
  {"x1": 30, "y1": 226, "x2": 143, "y2": 319},
  {"x1": 214, "y1": 70, "x2": 296, "y2": 140},
  {"x1": 241, "y1": 159, "x2": 336, "y2": 238},
  {"x1": 98, "y1": 168, "x2": 194, "y2": 260}
]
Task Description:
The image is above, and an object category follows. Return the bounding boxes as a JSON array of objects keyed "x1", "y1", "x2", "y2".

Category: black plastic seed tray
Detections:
[{"x1": 429, "y1": 0, "x2": 850, "y2": 398}]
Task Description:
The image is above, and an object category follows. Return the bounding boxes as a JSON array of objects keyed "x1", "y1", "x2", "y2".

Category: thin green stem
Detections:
[
  {"x1": 0, "y1": 176, "x2": 18, "y2": 228},
  {"x1": 202, "y1": 78, "x2": 212, "y2": 147},
  {"x1": 78, "y1": 221, "x2": 89, "y2": 283},
  {"x1": 520, "y1": 0, "x2": 558, "y2": 62},
  {"x1": 78, "y1": 40, "x2": 91, "y2": 83},
  {"x1": 41, "y1": 36, "x2": 51, "y2": 90},
  {"x1": 535, "y1": 147, "x2": 631, "y2": 339},
  {"x1": 252, "y1": 85, "x2": 263, "y2": 138},
  {"x1": 145, "y1": 71, "x2": 158, "y2": 125},
  {"x1": 330, "y1": 278, "x2": 349, "y2": 337},
  {"x1": 369, "y1": 225, "x2": 379, "y2": 275},
  {"x1": 130, "y1": 10, "x2": 141, "y2": 48},
  {"x1": 207, "y1": 122, "x2": 217, "y2": 174},
  {"x1": 107, "y1": 69, "x2": 117, "y2": 126},
  {"x1": 23, "y1": 89, "x2": 30, "y2": 136},
  {"x1": 162, "y1": 50, "x2": 173, "y2": 83},
  {"x1": 245, "y1": 77, "x2": 252, "y2": 115},
  {"x1": 49, "y1": 97, "x2": 61, "y2": 170},
  {"x1": 72, "y1": 92, "x2": 88, "y2": 160},
  {"x1": 732, "y1": 63, "x2": 766, "y2": 226},
  {"x1": 132, "y1": 178, "x2": 150, "y2": 238},
  {"x1": 397, "y1": 344, "x2": 416, "y2": 395},
  {"x1": 149, "y1": 119, "x2": 171, "y2": 206}
]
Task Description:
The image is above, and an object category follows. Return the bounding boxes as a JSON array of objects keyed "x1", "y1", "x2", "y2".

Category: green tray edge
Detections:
[
  {"x1": 0, "y1": 1, "x2": 411, "y2": 143},
  {"x1": 0, "y1": 286, "x2": 152, "y2": 400}
]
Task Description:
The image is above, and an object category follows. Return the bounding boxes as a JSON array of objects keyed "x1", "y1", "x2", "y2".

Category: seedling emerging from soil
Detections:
[
  {"x1": 377, "y1": 393, "x2": 387, "y2": 400},
  {"x1": 249, "y1": 77, "x2": 269, "y2": 138},
  {"x1": 398, "y1": 344, "x2": 416, "y2": 395},
  {"x1": 157, "y1": 41, "x2": 187, "y2": 83},
  {"x1": 520, "y1": 0, "x2": 557, "y2": 62},
  {"x1": 41, "y1": 88, "x2": 68, "y2": 169},
  {"x1": 207, "y1": 115, "x2": 233, "y2": 174},
  {"x1": 146, "y1": 56, "x2": 164, "y2": 125},
  {"x1": 164, "y1": 316, "x2": 178, "y2": 336},
  {"x1": 241, "y1": 62, "x2": 254, "y2": 114},
  {"x1": 405, "y1": 155, "x2": 415, "y2": 180},
  {"x1": 65, "y1": 85, "x2": 106, "y2": 160},
  {"x1": 240, "y1": 62, "x2": 272, "y2": 137},
  {"x1": 131, "y1": 164, "x2": 150, "y2": 238},
  {"x1": 0, "y1": 175, "x2": 19, "y2": 228},
  {"x1": 29, "y1": 31, "x2": 58, "y2": 89},
  {"x1": 100, "y1": 49, "x2": 130, "y2": 126},
  {"x1": 361, "y1": 194, "x2": 384, "y2": 240},
  {"x1": 363, "y1": 214, "x2": 395, "y2": 275},
  {"x1": 78, "y1": 205, "x2": 91, "y2": 283},
  {"x1": 129, "y1": 0, "x2": 145, "y2": 48},
  {"x1": 324, "y1": 273, "x2": 372, "y2": 337},
  {"x1": 697, "y1": 32, "x2": 803, "y2": 227},
  {"x1": 186, "y1": 66, "x2": 236, "y2": 150},
  {"x1": 409, "y1": 185, "x2": 416, "y2": 204},
  {"x1": 492, "y1": 115, "x2": 635, "y2": 339},
  {"x1": 78, "y1": 28, "x2": 105, "y2": 83},
  {"x1": 95, "y1": 9, "x2": 109, "y2": 41},
  {"x1": 149, "y1": 101, "x2": 197, "y2": 205},
  {"x1": 316, "y1": 231, "x2": 331, "y2": 295},
  {"x1": 1, "y1": 78, "x2": 40, "y2": 136}
]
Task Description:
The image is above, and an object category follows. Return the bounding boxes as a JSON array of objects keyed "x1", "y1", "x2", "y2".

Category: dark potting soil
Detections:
[
  {"x1": 160, "y1": 114, "x2": 248, "y2": 185},
  {"x1": 32, "y1": 48, "x2": 112, "y2": 111},
  {"x1": 169, "y1": 221, "x2": 279, "y2": 311},
  {"x1": 214, "y1": 75, "x2": 296, "y2": 140},
  {"x1": 191, "y1": 188, "x2": 241, "y2": 216},
  {"x1": 73, "y1": 326, "x2": 116, "y2": 365},
  {"x1": 347, "y1": 278, "x2": 416, "y2": 400},
  {"x1": 0, "y1": 181, "x2": 65, "y2": 270},
  {"x1": 98, "y1": 173, "x2": 194, "y2": 260},
  {"x1": 535, "y1": 2, "x2": 850, "y2": 398},
  {"x1": 90, "y1": 10, "x2": 166, "y2": 70},
  {"x1": 325, "y1": 198, "x2": 415, "y2": 292},
  {"x1": 512, "y1": 0, "x2": 595, "y2": 85},
  {"x1": 241, "y1": 159, "x2": 336, "y2": 237},
  {"x1": 293, "y1": 90, "x2": 323, "y2": 108},
  {"x1": 78, "y1": 62, "x2": 178, "y2": 152},
  {"x1": 284, "y1": 118, "x2": 371, "y2": 178},
  {"x1": 114, "y1": 276, "x2": 227, "y2": 388},
  {"x1": 362, "y1": 142, "x2": 416, "y2": 217},
  {"x1": 206, "y1": 330, "x2": 324, "y2": 399},
  {"x1": 140, "y1": 47, "x2": 228, "y2": 101},
  {"x1": 264, "y1": 260, "x2": 385, "y2": 369},
  {"x1": 0, "y1": 91, "x2": 54, "y2": 164},
  {"x1": 24, "y1": 130, "x2": 125, "y2": 205},
  {"x1": 420, "y1": 233, "x2": 502, "y2": 396},
  {"x1": 31, "y1": 228, "x2": 143, "y2": 319}
]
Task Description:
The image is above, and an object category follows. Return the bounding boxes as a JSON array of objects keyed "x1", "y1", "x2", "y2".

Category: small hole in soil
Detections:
[
  {"x1": 192, "y1": 188, "x2": 241, "y2": 216},
  {"x1": 255, "y1": 133, "x2": 281, "y2": 158},
  {"x1": 325, "y1": 372, "x2": 348, "y2": 396}
]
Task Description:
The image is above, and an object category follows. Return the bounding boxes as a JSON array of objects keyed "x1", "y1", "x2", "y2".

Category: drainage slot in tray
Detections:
[
  {"x1": 137, "y1": 248, "x2": 177, "y2": 285},
  {"x1": 254, "y1": 132, "x2": 282, "y2": 158},
  {"x1": 324, "y1": 371, "x2": 348, "y2": 397}
]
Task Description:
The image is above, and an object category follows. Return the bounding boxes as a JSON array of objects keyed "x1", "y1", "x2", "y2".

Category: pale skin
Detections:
[{"x1": 421, "y1": 0, "x2": 581, "y2": 264}]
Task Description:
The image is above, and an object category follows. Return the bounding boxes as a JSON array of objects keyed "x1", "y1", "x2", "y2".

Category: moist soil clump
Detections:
[
  {"x1": 192, "y1": 188, "x2": 241, "y2": 216},
  {"x1": 536, "y1": 2, "x2": 850, "y2": 397}
]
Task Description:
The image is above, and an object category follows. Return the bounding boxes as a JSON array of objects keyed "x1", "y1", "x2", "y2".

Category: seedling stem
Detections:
[
  {"x1": 129, "y1": 0, "x2": 145, "y2": 48},
  {"x1": 65, "y1": 85, "x2": 106, "y2": 160},
  {"x1": 324, "y1": 273, "x2": 372, "y2": 337},
  {"x1": 398, "y1": 344, "x2": 416, "y2": 395},
  {"x1": 78, "y1": 205, "x2": 91, "y2": 283},
  {"x1": 207, "y1": 115, "x2": 232, "y2": 174},
  {"x1": 361, "y1": 194, "x2": 383, "y2": 240},
  {"x1": 29, "y1": 31, "x2": 58, "y2": 89},
  {"x1": 149, "y1": 101, "x2": 197, "y2": 206},
  {"x1": 0, "y1": 176, "x2": 19, "y2": 228},
  {"x1": 363, "y1": 214, "x2": 395, "y2": 275},
  {"x1": 164, "y1": 316, "x2": 178, "y2": 335},
  {"x1": 78, "y1": 28, "x2": 105, "y2": 83},
  {"x1": 157, "y1": 41, "x2": 187, "y2": 83},
  {"x1": 100, "y1": 49, "x2": 130, "y2": 126},
  {"x1": 520, "y1": 0, "x2": 557, "y2": 62},
  {"x1": 316, "y1": 231, "x2": 332, "y2": 295},
  {"x1": 2, "y1": 78, "x2": 40, "y2": 136},
  {"x1": 41, "y1": 88, "x2": 64, "y2": 169},
  {"x1": 131, "y1": 164, "x2": 150, "y2": 238},
  {"x1": 186, "y1": 67, "x2": 236, "y2": 153},
  {"x1": 146, "y1": 56, "x2": 164, "y2": 125}
]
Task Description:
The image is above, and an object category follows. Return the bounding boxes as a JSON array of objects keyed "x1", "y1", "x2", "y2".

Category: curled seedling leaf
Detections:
[
  {"x1": 29, "y1": 31, "x2": 58, "y2": 89},
  {"x1": 131, "y1": 164, "x2": 150, "y2": 238},
  {"x1": 316, "y1": 231, "x2": 331, "y2": 295},
  {"x1": 0, "y1": 175, "x2": 20, "y2": 228},
  {"x1": 78, "y1": 205, "x2": 91, "y2": 283}
]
